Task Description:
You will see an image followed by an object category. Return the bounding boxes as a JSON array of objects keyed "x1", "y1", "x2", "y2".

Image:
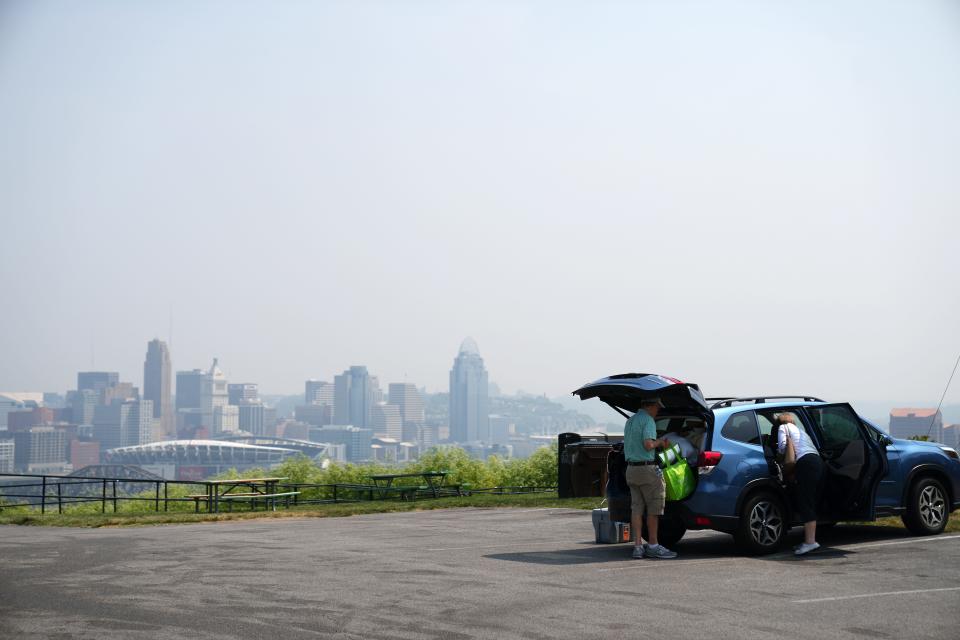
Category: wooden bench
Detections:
[
  {"x1": 186, "y1": 491, "x2": 300, "y2": 512},
  {"x1": 218, "y1": 491, "x2": 301, "y2": 511}
]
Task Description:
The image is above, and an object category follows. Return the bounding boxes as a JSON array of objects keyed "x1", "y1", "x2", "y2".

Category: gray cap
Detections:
[{"x1": 641, "y1": 397, "x2": 665, "y2": 408}]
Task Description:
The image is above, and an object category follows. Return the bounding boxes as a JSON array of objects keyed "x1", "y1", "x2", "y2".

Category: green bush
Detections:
[{"x1": 237, "y1": 444, "x2": 558, "y2": 490}]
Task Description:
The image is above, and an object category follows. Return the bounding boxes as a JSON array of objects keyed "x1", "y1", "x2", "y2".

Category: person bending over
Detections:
[{"x1": 777, "y1": 413, "x2": 824, "y2": 556}]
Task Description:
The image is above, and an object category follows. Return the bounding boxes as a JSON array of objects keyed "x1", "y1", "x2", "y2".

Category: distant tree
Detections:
[{"x1": 909, "y1": 435, "x2": 932, "y2": 442}]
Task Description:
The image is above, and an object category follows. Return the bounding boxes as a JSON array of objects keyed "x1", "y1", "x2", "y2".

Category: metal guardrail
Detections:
[{"x1": 0, "y1": 473, "x2": 558, "y2": 515}]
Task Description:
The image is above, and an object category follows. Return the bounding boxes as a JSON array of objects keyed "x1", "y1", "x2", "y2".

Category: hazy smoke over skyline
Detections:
[{"x1": 1, "y1": 1, "x2": 958, "y2": 405}]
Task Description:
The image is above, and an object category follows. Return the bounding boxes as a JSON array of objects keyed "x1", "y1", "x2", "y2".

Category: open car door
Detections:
[
  {"x1": 804, "y1": 403, "x2": 886, "y2": 521},
  {"x1": 572, "y1": 373, "x2": 711, "y2": 422}
]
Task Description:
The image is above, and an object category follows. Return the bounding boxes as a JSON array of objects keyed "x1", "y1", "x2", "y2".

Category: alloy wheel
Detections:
[
  {"x1": 918, "y1": 485, "x2": 946, "y2": 529},
  {"x1": 749, "y1": 500, "x2": 783, "y2": 547}
]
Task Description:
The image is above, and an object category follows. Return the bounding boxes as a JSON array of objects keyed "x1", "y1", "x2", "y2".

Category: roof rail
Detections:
[{"x1": 709, "y1": 395, "x2": 825, "y2": 409}]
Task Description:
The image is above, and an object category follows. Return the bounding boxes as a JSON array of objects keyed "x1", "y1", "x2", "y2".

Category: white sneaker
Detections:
[
  {"x1": 794, "y1": 542, "x2": 820, "y2": 556},
  {"x1": 645, "y1": 544, "x2": 678, "y2": 559}
]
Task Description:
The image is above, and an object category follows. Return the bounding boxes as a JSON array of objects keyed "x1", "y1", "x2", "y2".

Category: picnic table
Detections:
[
  {"x1": 368, "y1": 472, "x2": 454, "y2": 500},
  {"x1": 189, "y1": 477, "x2": 298, "y2": 513}
]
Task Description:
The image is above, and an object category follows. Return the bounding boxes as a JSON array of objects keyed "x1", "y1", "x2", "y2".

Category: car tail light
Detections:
[
  {"x1": 694, "y1": 516, "x2": 712, "y2": 526},
  {"x1": 698, "y1": 451, "x2": 723, "y2": 475}
]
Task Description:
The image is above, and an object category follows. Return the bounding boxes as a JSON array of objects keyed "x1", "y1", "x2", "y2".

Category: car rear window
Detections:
[{"x1": 721, "y1": 411, "x2": 761, "y2": 445}]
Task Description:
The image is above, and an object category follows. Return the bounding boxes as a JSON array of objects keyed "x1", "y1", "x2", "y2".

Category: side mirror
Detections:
[{"x1": 882, "y1": 435, "x2": 894, "y2": 446}]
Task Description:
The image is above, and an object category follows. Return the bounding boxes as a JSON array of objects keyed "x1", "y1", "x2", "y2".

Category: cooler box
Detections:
[{"x1": 592, "y1": 507, "x2": 631, "y2": 544}]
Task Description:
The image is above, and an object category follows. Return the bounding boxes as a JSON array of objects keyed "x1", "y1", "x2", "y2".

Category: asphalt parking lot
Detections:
[{"x1": 1, "y1": 508, "x2": 958, "y2": 640}]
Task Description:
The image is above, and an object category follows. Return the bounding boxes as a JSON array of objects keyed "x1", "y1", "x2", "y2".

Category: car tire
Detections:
[
  {"x1": 902, "y1": 477, "x2": 949, "y2": 536},
  {"x1": 639, "y1": 515, "x2": 687, "y2": 549},
  {"x1": 734, "y1": 491, "x2": 787, "y2": 555}
]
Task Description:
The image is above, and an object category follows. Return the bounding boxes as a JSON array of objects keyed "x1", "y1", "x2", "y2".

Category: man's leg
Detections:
[
  {"x1": 646, "y1": 513, "x2": 659, "y2": 546},
  {"x1": 632, "y1": 509, "x2": 645, "y2": 547}
]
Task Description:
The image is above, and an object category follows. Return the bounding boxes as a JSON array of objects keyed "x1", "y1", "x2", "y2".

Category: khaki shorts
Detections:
[{"x1": 626, "y1": 465, "x2": 665, "y2": 517}]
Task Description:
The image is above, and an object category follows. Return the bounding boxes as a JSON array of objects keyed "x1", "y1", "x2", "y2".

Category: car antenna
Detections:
[{"x1": 926, "y1": 351, "x2": 960, "y2": 440}]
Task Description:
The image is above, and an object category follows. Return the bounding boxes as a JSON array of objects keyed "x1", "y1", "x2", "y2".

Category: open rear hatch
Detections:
[{"x1": 572, "y1": 373, "x2": 712, "y2": 422}]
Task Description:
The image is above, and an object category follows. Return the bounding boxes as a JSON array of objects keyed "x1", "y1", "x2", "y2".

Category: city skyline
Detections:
[{"x1": 1, "y1": 3, "x2": 958, "y2": 407}]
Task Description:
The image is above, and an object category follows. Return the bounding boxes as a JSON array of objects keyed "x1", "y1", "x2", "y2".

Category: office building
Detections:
[
  {"x1": 13, "y1": 427, "x2": 69, "y2": 473},
  {"x1": 333, "y1": 373, "x2": 351, "y2": 425},
  {"x1": 200, "y1": 359, "x2": 229, "y2": 430},
  {"x1": 449, "y1": 337, "x2": 490, "y2": 443},
  {"x1": 0, "y1": 438, "x2": 14, "y2": 472},
  {"x1": 176, "y1": 370, "x2": 204, "y2": 411},
  {"x1": 311, "y1": 426, "x2": 373, "y2": 462},
  {"x1": 348, "y1": 366, "x2": 373, "y2": 428},
  {"x1": 143, "y1": 339, "x2": 174, "y2": 440},
  {"x1": 238, "y1": 402, "x2": 266, "y2": 435},
  {"x1": 371, "y1": 402, "x2": 403, "y2": 439},
  {"x1": 93, "y1": 399, "x2": 153, "y2": 451},
  {"x1": 295, "y1": 403, "x2": 333, "y2": 427},
  {"x1": 175, "y1": 369, "x2": 204, "y2": 434},
  {"x1": 102, "y1": 382, "x2": 138, "y2": 405},
  {"x1": 214, "y1": 404, "x2": 239, "y2": 434},
  {"x1": 305, "y1": 380, "x2": 334, "y2": 405},
  {"x1": 7, "y1": 407, "x2": 56, "y2": 432},
  {"x1": 68, "y1": 389, "x2": 99, "y2": 426},
  {"x1": 388, "y1": 383, "x2": 425, "y2": 436},
  {"x1": 420, "y1": 423, "x2": 439, "y2": 448},
  {"x1": 333, "y1": 366, "x2": 379, "y2": 428},
  {"x1": 77, "y1": 372, "x2": 119, "y2": 395},
  {"x1": 889, "y1": 408, "x2": 943, "y2": 443},
  {"x1": 70, "y1": 440, "x2": 100, "y2": 469},
  {"x1": 228, "y1": 383, "x2": 259, "y2": 405}
]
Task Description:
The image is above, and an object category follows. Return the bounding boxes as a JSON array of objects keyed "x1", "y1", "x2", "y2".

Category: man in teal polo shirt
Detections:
[{"x1": 624, "y1": 397, "x2": 678, "y2": 559}]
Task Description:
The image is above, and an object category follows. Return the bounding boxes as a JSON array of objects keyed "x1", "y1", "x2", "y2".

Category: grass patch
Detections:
[
  {"x1": 0, "y1": 492, "x2": 603, "y2": 528},
  {"x1": 844, "y1": 510, "x2": 960, "y2": 534}
]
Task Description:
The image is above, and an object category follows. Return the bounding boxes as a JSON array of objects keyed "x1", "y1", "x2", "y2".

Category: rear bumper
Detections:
[{"x1": 665, "y1": 501, "x2": 739, "y2": 533}]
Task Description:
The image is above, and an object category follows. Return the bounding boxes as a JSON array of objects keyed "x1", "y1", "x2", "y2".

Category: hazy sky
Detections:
[{"x1": 1, "y1": 1, "x2": 958, "y2": 406}]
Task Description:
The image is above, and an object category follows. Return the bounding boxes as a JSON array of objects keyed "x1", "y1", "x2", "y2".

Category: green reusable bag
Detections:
[{"x1": 657, "y1": 443, "x2": 696, "y2": 501}]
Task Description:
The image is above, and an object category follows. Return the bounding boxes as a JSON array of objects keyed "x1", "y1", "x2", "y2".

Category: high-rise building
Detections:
[
  {"x1": 201, "y1": 359, "x2": 229, "y2": 430},
  {"x1": 77, "y1": 372, "x2": 119, "y2": 395},
  {"x1": 305, "y1": 380, "x2": 334, "y2": 405},
  {"x1": 449, "y1": 337, "x2": 490, "y2": 443},
  {"x1": 93, "y1": 399, "x2": 153, "y2": 451},
  {"x1": 102, "y1": 382, "x2": 138, "y2": 405},
  {"x1": 228, "y1": 383, "x2": 259, "y2": 405},
  {"x1": 889, "y1": 409, "x2": 943, "y2": 442},
  {"x1": 68, "y1": 389, "x2": 99, "y2": 426},
  {"x1": 214, "y1": 404, "x2": 239, "y2": 434},
  {"x1": 333, "y1": 373, "x2": 351, "y2": 425},
  {"x1": 238, "y1": 402, "x2": 266, "y2": 435},
  {"x1": 0, "y1": 438, "x2": 14, "y2": 472},
  {"x1": 348, "y1": 366, "x2": 373, "y2": 428},
  {"x1": 175, "y1": 370, "x2": 204, "y2": 411},
  {"x1": 388, "y1": 383, "x2": 425, "y2": 427},
  {"x1": 371, "y1": 402, "x2": 403, "y2": 439},
  {"x1": 143, "y1": 339, "x2": 174, "y2": 440},
  {"x1": 332, "y1": 366, "x2": 379, "y2": 428}
]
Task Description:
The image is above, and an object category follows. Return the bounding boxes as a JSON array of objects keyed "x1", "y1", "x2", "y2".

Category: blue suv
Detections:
[{"x1": 573, "y1": 373, "x2": 960, "y2": 554}]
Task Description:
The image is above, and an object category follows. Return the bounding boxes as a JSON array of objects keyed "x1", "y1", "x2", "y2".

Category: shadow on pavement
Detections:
[{"x1": 486, "y1": 525, "x2": 918, "y2": 566}]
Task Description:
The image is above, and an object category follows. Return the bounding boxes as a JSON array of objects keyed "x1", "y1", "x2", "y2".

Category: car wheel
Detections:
[
  {"x1": 658, "y1": 516, "x2": 687, "y2": 548},
  {"x1": 638, "y1": 515, "x2": 687, "y2": 548},
  {"x1": 902, "y1": 477, "x2": 948, "y2": 536},
  {"x1": 735, "y1": 491, "x2": 787, "y2": 555}
]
